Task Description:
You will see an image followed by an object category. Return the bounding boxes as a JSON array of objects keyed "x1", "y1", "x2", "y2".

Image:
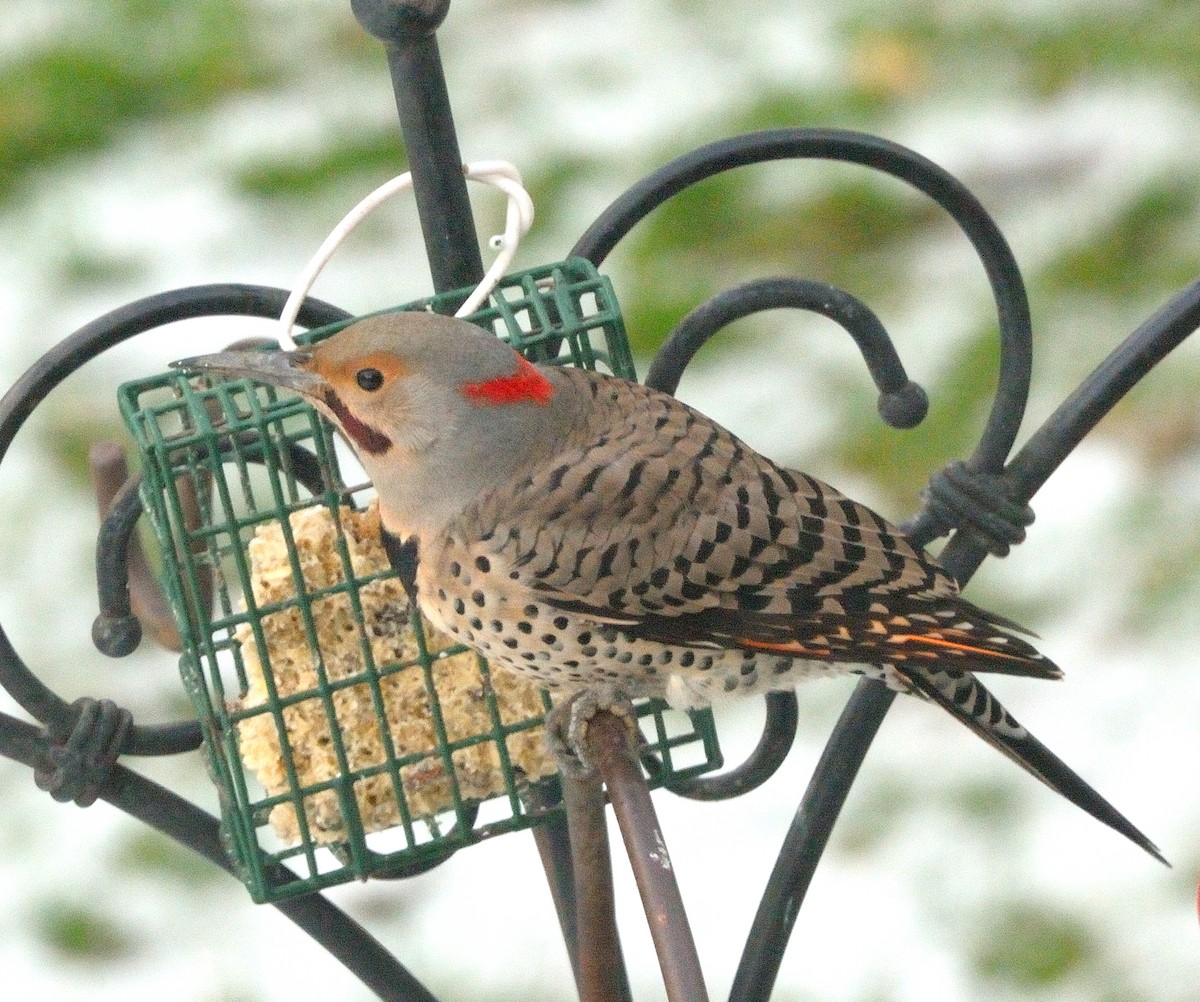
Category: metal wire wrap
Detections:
[
  {"x1": 33, "y1": 697, "x2": 134, "y2": 807},
  {"x1": 921, "y1": 459, "x2": 1036, "y2": 556}
]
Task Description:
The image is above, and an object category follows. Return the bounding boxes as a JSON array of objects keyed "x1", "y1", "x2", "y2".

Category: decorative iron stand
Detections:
[{"x1": 0, "y1": 2, "x2": 1191, "y2": 1000}]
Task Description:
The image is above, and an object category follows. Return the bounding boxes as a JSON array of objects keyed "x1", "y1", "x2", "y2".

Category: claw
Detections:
[{"x1": 544, "y1": 684, "x2": 638, "y2": 779}]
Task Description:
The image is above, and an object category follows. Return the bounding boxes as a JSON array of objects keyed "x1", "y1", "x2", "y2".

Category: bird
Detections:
[{"x1": 174, "y1": 310, "x2": 1163, "y2": 862}]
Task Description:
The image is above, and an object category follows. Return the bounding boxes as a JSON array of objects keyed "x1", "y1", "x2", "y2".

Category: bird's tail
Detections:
[{"x1": 904, "y1": 666, "x2": 1166, "y2": 864}]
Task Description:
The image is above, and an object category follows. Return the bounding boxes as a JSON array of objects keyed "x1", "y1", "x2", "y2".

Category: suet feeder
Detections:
[{"x1": 119, "y1": 258, "x2": 721, "y2": 901}]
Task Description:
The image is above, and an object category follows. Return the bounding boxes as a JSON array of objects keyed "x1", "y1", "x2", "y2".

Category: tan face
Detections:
[
  {"x1": 301, "y1": 347, "x2": 413, "y2": 456},
  {"x1": 307, "y1": 349, "x2": 409, "y2": 393}
]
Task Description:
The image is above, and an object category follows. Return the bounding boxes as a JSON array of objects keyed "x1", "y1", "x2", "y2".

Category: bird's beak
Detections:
[{"x1": 170, "y1": 348, "x2": 328, "y2": 399}]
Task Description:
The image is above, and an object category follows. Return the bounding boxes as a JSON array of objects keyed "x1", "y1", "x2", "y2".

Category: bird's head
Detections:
[{"x1": 173, "y1": 311, "x2": 565, "y2": 537}]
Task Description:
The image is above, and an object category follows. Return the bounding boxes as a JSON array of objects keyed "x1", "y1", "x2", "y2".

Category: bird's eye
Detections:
[{"x1": 356, "y1": 367, "x2": 384, "y2": 391}]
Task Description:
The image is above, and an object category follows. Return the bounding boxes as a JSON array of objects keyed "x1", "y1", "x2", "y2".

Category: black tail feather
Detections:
[{"x1": 905, "y1": 668, "x2": 1167, "y2": 865}]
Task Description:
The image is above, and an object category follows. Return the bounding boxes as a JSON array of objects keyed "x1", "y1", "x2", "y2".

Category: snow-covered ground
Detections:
[{"x1": 1, "y1": 2, "x2": 1196, "y2": 999}]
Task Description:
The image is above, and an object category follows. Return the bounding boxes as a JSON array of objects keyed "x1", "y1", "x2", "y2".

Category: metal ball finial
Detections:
[
  {"x1": 92, "y1": 613, "x2": 142, "y2": 658},
  {"x1": 877, "y1": 379, "x2": 929, "y2": 429},
  {"x1": 351, "y1": 0, "x2": 451, "y2": 40}
]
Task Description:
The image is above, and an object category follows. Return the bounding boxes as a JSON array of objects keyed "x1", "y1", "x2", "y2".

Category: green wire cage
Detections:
[{"x1": 118, "y1": 258, "x2": 722, "y2": 902}]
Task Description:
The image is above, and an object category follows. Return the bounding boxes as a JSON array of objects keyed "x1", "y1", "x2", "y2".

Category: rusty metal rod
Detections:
[
  {"x1": 521, "y1": 778, "x2": 585, "y2": 987},
  {"x1": 562, "y1": 769, "x2": 633, "y2": 1002},
  {"x1": 587, "y1": 710, "x2": 710, "y2": 1002}
]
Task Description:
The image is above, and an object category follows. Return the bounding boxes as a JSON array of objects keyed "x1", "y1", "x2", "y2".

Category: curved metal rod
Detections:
[
  {"x1": 89, "y1": 441, "x2": 196, "y2": 653},
  {"x1": 642, "y1": 692, "x2": 799, "y2": 802},
  {"x1": 363, "y1": 797, "x2": 481, "y2": 880},
  {"x1": 571, "y1": 126, "x2": 1032, "y2": 475},
  {"x1": 92, "y1": 440, "x2": 329, "y2": 660},
  {"x1": 728, "y1": 273, "x2": 1200, "y2": 1002},
  {"x1": 0, "y1": 284, "x2": 351, "y2": 757},
  {"x1": 646, "y1": 276, "x2": 929, "y2": 428},
  {"x1": 936, "y1": 273, "x2": 1200, "y2": 585},
  {"x1": 0, "y1": 707, "x2": 438, "y2": 1002},
  {"x1": 91, "y1": 475, "x2": 151, "y2": 658},
  {"x1": 639, "y1": 277, "x2": 922, "y2": 801},
  {"x1": 729, "y1": 678, "x2": 895, "y2": 1001}
]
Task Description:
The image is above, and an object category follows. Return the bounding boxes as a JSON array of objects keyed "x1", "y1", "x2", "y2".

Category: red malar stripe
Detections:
[{"x1": 461, "y1": 354, "x2": 555, "y2": 406}]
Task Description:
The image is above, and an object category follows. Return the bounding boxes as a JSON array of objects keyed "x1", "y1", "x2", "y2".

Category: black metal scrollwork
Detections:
[
  {"x1": 0, "y1": 5, "x2": 1194, "y2": 1002},
  {"x1": 0, "y1": 287, "x2": 445, "y2": 998}
]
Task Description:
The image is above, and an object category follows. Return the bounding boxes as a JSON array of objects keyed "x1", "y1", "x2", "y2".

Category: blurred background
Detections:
[{"x1": 1, "y1": 0, "x2": 1197, "y2": 999}]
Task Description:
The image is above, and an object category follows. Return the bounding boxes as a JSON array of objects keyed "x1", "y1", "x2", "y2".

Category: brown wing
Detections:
[{"x1": 461, "y1": 370, "x2": 1057, "y2": 680}]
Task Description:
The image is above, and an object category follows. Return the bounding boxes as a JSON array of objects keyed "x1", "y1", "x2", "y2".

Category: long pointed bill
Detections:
[{"x1": 170, "y1": 349, "x2": 328, "y2": 399}]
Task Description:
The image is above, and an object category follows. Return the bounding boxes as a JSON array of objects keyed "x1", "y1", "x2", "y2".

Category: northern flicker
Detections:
[{"x1": 175, "y1": 311, "x2": 1163, "y2": 861}]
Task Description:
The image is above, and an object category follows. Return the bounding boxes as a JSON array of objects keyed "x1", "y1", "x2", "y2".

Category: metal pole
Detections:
[
  {"x1": 351, "y1": 0, "x2": 485, "y2": 294},
  {"x1": 561, "y1": 772, "x2": 634, "y2": 1002},
  {"x1": 588, "y1": 710, "x2": 710, "y2": 1002}
]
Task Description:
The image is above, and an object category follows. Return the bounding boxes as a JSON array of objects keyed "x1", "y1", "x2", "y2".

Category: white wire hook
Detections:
[
  {"x1": 455, "y1": 161, "x2": 535, "y2": 318},
  {"x1": 276, "y1": 159, "x2": 535, "y2": 349}
]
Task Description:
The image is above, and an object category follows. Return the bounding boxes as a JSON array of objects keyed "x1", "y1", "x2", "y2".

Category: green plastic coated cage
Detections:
[{"x1": 118, "y1": 258, "x2": 722, "y2": 902}]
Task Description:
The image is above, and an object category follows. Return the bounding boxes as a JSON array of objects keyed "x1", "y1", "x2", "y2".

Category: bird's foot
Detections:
[{"x1": 544, "y1": 683, "x2": 639, "y2": 779}]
